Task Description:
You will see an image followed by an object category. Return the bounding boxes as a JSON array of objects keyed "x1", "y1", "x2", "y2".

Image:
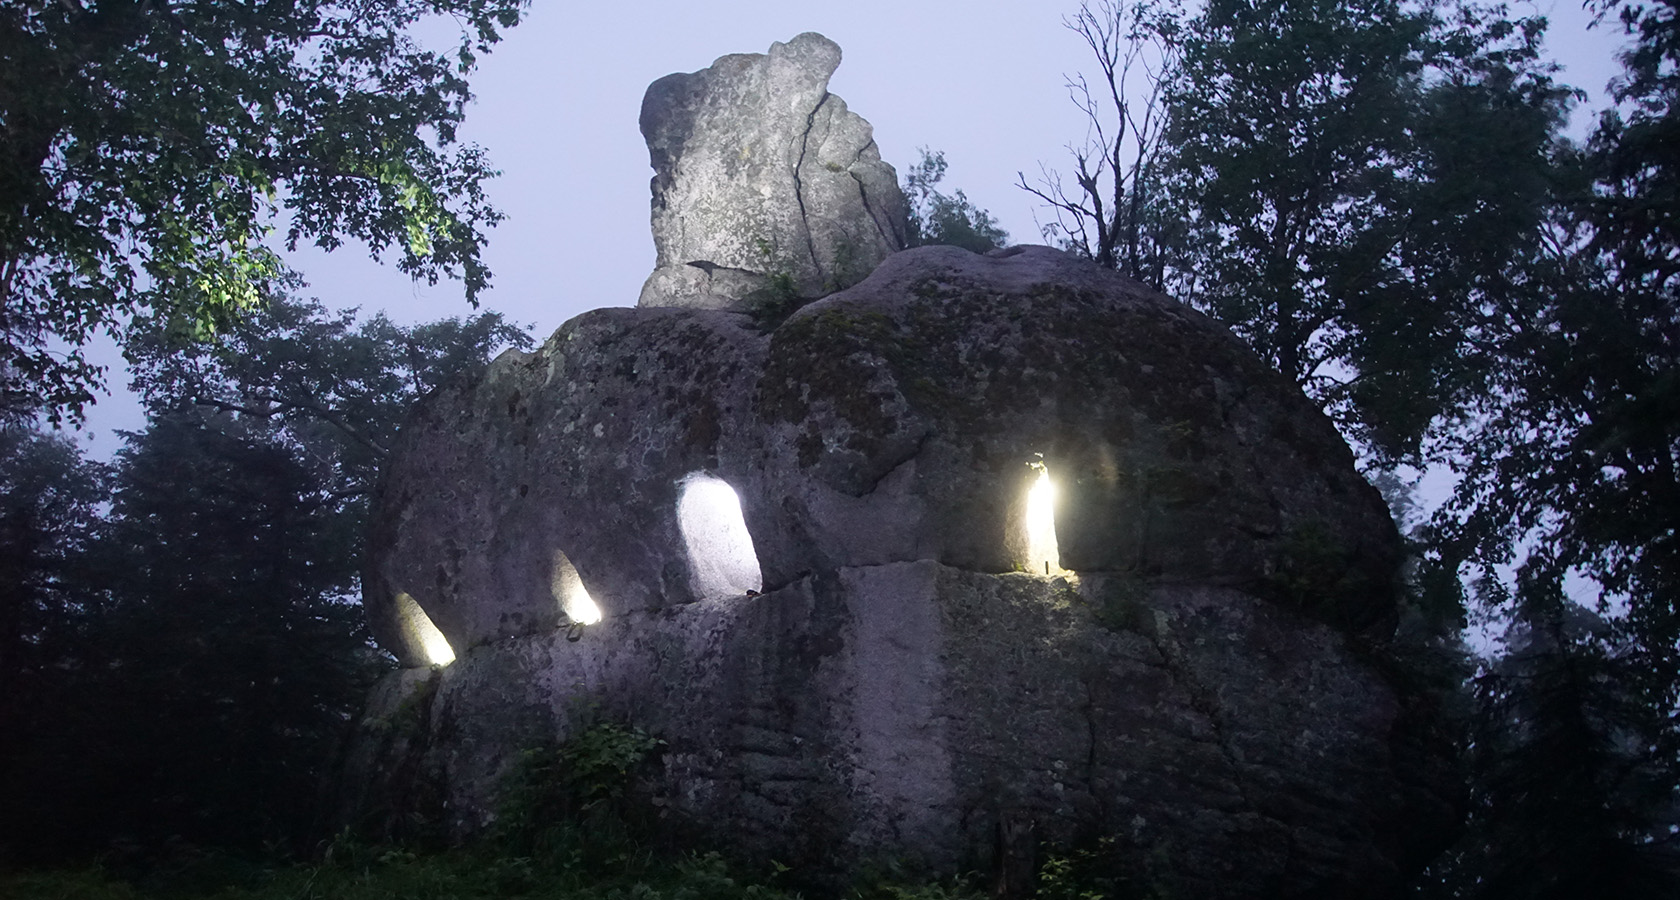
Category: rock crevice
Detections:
[{"x1": 791, "y1": 90, "x2": 830, "y2": 272}]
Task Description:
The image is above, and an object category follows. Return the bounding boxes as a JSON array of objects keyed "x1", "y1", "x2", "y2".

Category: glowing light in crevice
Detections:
[
  {"x1": 677, "y1": 474, "x2": 763, "y2": 599},
  {"x1": 395, "y1": 591, "x2": 456, "y2": 666},
  {"x1": 1025, "y1": 463, "x2": 1064, "y2": 575},
  {"x1": 551, "y1": 550, "x2": 603, "y2": 625}
]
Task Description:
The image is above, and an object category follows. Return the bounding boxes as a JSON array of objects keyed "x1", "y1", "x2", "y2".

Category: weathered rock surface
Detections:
[
  {"x1": 637, "y1": 33, "x2": 909, "y2": 311},
  {"x1": 351, "y1": 246, "x2": 1458, "y2": 897}
]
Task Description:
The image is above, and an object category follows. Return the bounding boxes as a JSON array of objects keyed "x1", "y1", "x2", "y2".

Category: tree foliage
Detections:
[
  {"x1": 0, "y1": 413, "x2": 383, "y2": 859},
  {"x1": 1040, "y1": 0, "x2": 1572, "y2": 464},
  {"x1": 0, "y1": 0, "x2": 527, "y2": 422},
  {"x1": 904, "y1": 149, "x2": 1009, "y2": 254},
  {"x1": 1417, "y1": 603, "x2": 1680, "y2": 898},
  {"x1": 125, "y1": 290, "x2": 532, "y2": 499},
  {"x1": 0, "y1": 427, "x2": 106, "y2": 811},
  {"x1": 94, "y1": 412, "x2": 381, "y2": 851},
  {"x1": 0, "y1": 296, "x2": 528, "y2": 861},
  {"x1": 1417, "y1": 3, "x2": 1680, "y2": 882},
  {"x1": 1166, "y1": 0, "x2": 1572, "y2": 462}
]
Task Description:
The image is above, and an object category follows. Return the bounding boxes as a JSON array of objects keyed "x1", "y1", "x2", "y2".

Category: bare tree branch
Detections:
[{"x1": 1020, "y1": 0, "x2": 1182, "y2": 285}]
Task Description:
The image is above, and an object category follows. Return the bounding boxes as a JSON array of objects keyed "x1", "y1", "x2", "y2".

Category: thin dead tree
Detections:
[{"x1": 1019, "y1": 0, "x2": 1182, "y2": 285}]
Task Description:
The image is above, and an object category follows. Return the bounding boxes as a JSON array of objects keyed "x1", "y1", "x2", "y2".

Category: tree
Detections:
[
  {"x1": 0, "y1": 428, "x2": 104, "y2": 712},
  {"x1": 59, "y1": 410, "x2": 382, "y2": 853},
  {"x1": 1171, "y1": 0, "x2": 1577, "y2": 462},
  {"x1": 0, "y1": 427, "x2": 106, "y2": 852},
  {"x1": 0, "y1": 0, "x2": 527, "y2": 422},
  {"x1": 125, "y1": 289, "x2": 532, "y2": 500},
  {"x1": 904, "y1": 149, "x2": 1009, "y2": 254},
  {"x1": 1420, "y1": 1, "x2": 1680, "y2": 868},
  {"x1": 1398, "y1": 1, "x2": 1680, "y2": 889},
  {"x1": 1577, "y1": 0, "x2": 1680, "y2": 753},
  {"x1": 1037, "y1": 0, "x2": 1573, "y2": 464},
  {"x1": 0, "y1": 296, "x2": 529, "y2": 859},
  {"x1": 1018, "y1": 0, "x2": 1182, "y2": 284},
  {"x1": 1418, "y1": 604, "x2": 1680, "y2": 898}
]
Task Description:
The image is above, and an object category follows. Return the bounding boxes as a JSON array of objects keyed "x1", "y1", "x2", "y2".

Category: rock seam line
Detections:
[{"x1": 792, "y1": 92, "x2": 831, "y2": 275}]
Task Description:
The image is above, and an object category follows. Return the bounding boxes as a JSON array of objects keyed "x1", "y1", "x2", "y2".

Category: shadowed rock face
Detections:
[
  {"x1": 351, "y1": 246, "x2": 1459, "y2": 898},
  {"x1": 637, "y1": 32, "x2": 909, "y2": 311}
]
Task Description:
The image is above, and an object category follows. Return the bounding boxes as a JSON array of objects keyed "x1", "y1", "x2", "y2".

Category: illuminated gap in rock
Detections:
[
  {"x1": 395, "y1": 591, "x2": 456, "y2": 666},
  {"x1": 677, "y1": 473, "x2": 763, "y2": 599},
  {"x1": 1025, "y1": 462, "x2": 1065, "y2": 575},
  {"x1": 551, "y1": 549, "x2": 602, "y2": 624}
]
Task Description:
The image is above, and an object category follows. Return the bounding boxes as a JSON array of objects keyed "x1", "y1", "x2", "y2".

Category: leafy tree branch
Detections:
[{"x1": 0, "y1": 0, "x2": 529, "y2": 422}]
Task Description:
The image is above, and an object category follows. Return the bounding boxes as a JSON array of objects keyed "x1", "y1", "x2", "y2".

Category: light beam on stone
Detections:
[
  {"x1": 395, "y1": 591, "x2": 456, "y2": 666},
  {"x1": 1025, "y1": 464, "x2": 1063, "y2": 575},
  {"x1": 677, "y1": 474, "x2": 763, "y2": 599},
  {"x1": 551, "y1": 550, "x2": 603, "y2": 624}
]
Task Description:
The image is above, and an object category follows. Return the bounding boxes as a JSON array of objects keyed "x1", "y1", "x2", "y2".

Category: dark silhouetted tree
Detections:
[
  {"x1": 1039, "y1": 0, "x2": 1572, "y2": 464},
  {"x1": 1019, "y1": 0, "x2": 1182, "y2": 285},
  {"x1": 0, "y1": 427, "x2": 106, "y2": 858},
  {"x1": 1, "y1": 296, "x2": 529, "y2": 860}
]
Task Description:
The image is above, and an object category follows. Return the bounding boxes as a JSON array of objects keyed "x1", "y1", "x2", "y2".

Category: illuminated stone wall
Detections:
[
  {"x1": 348, "y1": 246, "x2": 1456, "y2": 898},
  {"x1": 344, "y1": 31, "x2": 1455, "y2": 899}
]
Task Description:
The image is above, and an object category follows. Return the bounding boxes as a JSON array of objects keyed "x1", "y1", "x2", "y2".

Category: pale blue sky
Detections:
[{"x1": 70, "y1": 0, "x2": 1633, "y2": 447}]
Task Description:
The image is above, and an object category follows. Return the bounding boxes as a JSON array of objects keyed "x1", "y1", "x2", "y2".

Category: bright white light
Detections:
[
  {"x1": 1025, "y1": 465, "x2": 1064, "y2": 575},
  {"x1": 551, "y1": 550, "x2": 603, "y2": 624},
  {"x1": 395, "y1": 591, "x2": 456, "y2": 666},
  {"x1": 677, "y1": 474, "x2": 763, "y2": 599}
]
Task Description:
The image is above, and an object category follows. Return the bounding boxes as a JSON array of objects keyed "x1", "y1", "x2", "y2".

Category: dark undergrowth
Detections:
[
  {"x1": 0, "y1": 724, "x2": 1142, "y2": 900},
  {"x1": 0, "y1": 839, "x2": 990, "y2": 900}
]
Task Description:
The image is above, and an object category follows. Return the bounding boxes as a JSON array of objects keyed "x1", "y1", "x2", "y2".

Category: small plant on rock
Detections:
[{"x1": 494, "y1": 721, "x2": 666, "y2": 868}]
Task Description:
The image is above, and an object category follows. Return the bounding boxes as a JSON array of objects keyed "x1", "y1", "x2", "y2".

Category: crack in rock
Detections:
[
  {"x1": 792, "y1": 91, "x2": 830, "y2": 275},
  {"x1": 636, "y1": 33, "x2": 908, "y2": 311}
]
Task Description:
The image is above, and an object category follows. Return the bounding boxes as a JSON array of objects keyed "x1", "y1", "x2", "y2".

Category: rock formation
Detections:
[
  {"x1": 638, "y1": 32, "x2": 909, "y2": 311},
  {"x1": 342, "y1": 34, "x2": 1460, "y2": 900}
]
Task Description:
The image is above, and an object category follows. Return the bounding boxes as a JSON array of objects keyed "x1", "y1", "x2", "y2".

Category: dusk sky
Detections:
[{"x1": 72, "y1": 0, "x2": 1632, "y2": 447}]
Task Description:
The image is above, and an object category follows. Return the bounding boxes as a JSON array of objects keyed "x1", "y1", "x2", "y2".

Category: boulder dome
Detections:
[{"x1": 342, "y1": 35, "x2": 1458, "y2": 900}]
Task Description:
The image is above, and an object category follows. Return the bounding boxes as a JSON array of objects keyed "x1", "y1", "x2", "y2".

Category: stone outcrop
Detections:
[
  {"x1": 350, "y1": 243, "x2": 1459, "y2": 898},
  {"x1": 637, "y1": 32, "x2": 909, "y2": 312}
]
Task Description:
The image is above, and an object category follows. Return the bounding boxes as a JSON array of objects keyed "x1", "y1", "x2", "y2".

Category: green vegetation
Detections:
[
  {"x1": 0, "y1": 847, "x2": 803, "y2": 900},
  {"x1": 4, "y1": 0, "x2": 1677, "y2": 895},
  {"x1": 745, "y1": 270, "x2": 805, "y2": 332},
  {"x1": 493, "y1": 722, "x2": 667, "y2": 865},
  {"x1": 0, "y1": 837, "x2": 1173, "y2": 900},
  {"x1": 0, "y1": 0, "x2": 527, "y2": 422},
  {"x1": 0, "y1": 295, "x2": 530, "y2": 861},
  {"x1": 1041, "y1": 0, "x2": 1680, "y2": 893},
  {"x1": 903, "y1": 150, "x2": 1009, "y2": 254}
]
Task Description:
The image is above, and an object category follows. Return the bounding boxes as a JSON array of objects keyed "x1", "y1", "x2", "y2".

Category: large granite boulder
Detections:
[
  {"x1": 350, "y1": 246, "x2": 1458, "y2": 898},
  {"x1": 637, "y1": 33, "x2": 910, "y2": 312}
]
